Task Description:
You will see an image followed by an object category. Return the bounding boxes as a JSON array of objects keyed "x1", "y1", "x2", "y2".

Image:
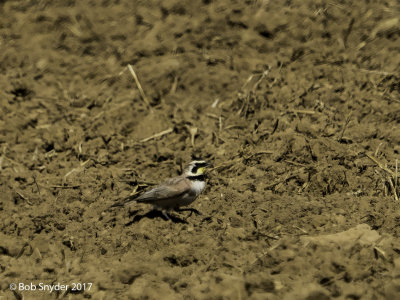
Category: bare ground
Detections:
[{"x1": 1, "y1": 0, "x2": 400, "y2": 299}]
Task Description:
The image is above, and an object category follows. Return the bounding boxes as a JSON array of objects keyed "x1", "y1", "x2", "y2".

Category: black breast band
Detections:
[{"x1": 187, "y1": 175, "x2": 206, "y2": 181}]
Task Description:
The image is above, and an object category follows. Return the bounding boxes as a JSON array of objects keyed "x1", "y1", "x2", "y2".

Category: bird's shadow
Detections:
[{"x1": 124, "y1": 209, "x2": 188, "y2": 225}]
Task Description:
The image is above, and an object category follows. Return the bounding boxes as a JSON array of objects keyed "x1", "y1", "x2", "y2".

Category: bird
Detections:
[{"x1": 111, "y1": 160, "x2": 210, "y2": 220}]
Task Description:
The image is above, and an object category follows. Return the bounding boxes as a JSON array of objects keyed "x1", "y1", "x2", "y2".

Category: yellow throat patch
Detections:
[{"x1": 196, "y1": 167, "x2": 206, "y2": 175}]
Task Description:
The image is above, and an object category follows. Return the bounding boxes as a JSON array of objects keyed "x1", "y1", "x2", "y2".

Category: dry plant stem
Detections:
[
  {"x1": 366, "y1": 153, "x2": 395, "y2": 177},
  {"x1": 15, "y1": 190, "x2": 27, "y2": 200},
  {"x1": 367, "y1": 153, "x2": 398, "y2": 201},
  {"x1": 374, "y1": 142, "x2": 383, "y2": 157},
  {"x1": 33, "y1": 175, "x2": 41, "y2": 195},
  {"x1": 224, "y1": 125, "x2": 246, "y2": 130},
  {"x1": 250, "y1": 240, "x2": 281, "y2": 266},
  {"x1": 170, "y1": 76, "x2": 178, "y2": 94},
  {"x1": 376, "y1": 170, "x2": 388, "y2": 197},
  {"x1": 210, "y1": 157, "x2": 241, "y2": 171},
  {"x1": 384, "y1": 94, "x2": 400, "y2": 104},
  {"x1": 46, "y1": 185, "x2": 81, "y2": 189},
  {"x1": 338, "y1": 112, "x2": 352, "y2": 141},
  {"x1": 343, "y1": 17, "x2": 355, "y2": 47},
  {"x1": 358, "y1": 69, "x2": 396, "y2": 76},
  {"x1": 64, "y1": 159, "x2": 91, "y2": 180},
  {"x1": 394, "y1": 159, "x2": 398, "y2": 193},
  {"x1": 206, "y1": 113, "x2": 219, "y2": 120},
  {"x1": 252, "y1": 69, "x2": 269, "y2": 92},
  {"x1": 245, "y1": 151, "x2": 274, "y2": 160},
  {"x1": 265, "y1": 172, "x2": 300, "y2": 190},
  {"x1": 287, "y1": 109, "x2": 315, "y2": 115},
  {"x1": 387, "y1": 173, "x2": 399, "y2": 201},
  {"x1": 188, "y1": 126, "x2": 198, "y2": 147},
  {"x1": 374, "y1": 246, "x2": 387, "y2": 260},
  {"x1": 139, "y1": 127, "x2": 173, "y2": 143},
  {"x1": 237, "y1": 69, "x2": 269, "y2": 116},
  {"x1": 241, "y1": 73, "x2": 257, "y2": 91},
  {"x1": 3, "y1": 155, "x2": 24, "y2": 167},
  {"x1": 293, "y1": 225, "x2": 308, "y2": 234},
  {"x1": 127, "y1": 64, "x2": 152, "y2": 112},
  {"x1": 237, "y1": 94, "x2": 249, "y2": 116},
  {"x1": 285, "y1": 160, "x2": 309, "y2": 168}
]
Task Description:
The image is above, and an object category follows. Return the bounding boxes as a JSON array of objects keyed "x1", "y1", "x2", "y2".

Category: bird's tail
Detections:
[{"x1": 109, "y1": 194, "x2": 138, "y2": 209}]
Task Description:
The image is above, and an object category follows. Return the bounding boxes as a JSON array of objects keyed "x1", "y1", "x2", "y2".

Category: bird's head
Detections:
[{"x1": 184, "y1": 160, "x2": 211, "y2": 177}]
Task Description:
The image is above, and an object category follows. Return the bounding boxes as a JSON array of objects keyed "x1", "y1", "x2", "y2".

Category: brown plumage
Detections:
[{"x1": 110, "y1": 160, "x2": 209, "y2": 212}]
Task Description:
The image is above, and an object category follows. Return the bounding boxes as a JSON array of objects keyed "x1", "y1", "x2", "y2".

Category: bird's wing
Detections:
[{"x1": 135, "y1": 177, "x2": 190, "y2": 203}]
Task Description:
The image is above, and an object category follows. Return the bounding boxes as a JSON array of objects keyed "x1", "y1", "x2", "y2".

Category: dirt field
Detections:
[{"x1": 1, "y1": 0, "x2": 400, "y2": 299}]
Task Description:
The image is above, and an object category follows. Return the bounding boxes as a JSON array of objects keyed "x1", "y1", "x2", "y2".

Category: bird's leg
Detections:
[
  {"x1": 175, "y1": 207, "x2": 202, "y2": 217},
  {"x1": 161, "y1": 210, "x2": 172, "y2": 221}
]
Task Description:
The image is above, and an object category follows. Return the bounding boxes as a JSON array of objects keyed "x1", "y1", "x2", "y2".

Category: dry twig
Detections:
[
  {"x1": 367, "y1": 153, "x2": 398, "y2": 201},
  {"x1": 287, "y1": 109, "x2": 316, "y2": 115},
  {"x1": 366, "y1": 153, "x2": 395, "y2": 177},
  {"x1": 127, "y1": 64, "x2": 152, "y2": 112},
  {"x1": 139, "y1": 128, "x2": 173, "y2": 143}
]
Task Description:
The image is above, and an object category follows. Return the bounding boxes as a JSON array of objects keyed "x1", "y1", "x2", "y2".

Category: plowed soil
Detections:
[{"x1": 1, "y1": 0, "x2": 400, "y2": 299}]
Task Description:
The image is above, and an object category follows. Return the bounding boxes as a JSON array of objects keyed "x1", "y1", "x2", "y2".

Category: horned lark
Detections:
[{"x1": 111, "y1": 160, "x2": 210, "y2": 219}]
